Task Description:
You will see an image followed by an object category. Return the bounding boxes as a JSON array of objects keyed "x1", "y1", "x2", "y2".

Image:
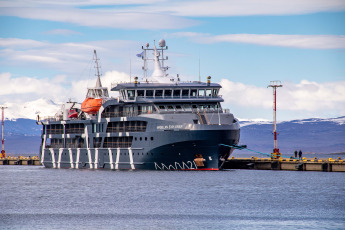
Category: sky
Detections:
[{"x1": 0, "y1": 0, "x2": 345, "y2": 121}]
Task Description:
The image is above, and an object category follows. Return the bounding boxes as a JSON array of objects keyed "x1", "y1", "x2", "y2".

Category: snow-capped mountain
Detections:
[
  {"x1": 239, "y1": 116, "x2": 345, "y2": 127},
  {"x1": 3, "y1": 98, "x2": 61, "y2": 121},
  {"x1": 237, "y1": 116, "x2": 345, "y2": 154}
]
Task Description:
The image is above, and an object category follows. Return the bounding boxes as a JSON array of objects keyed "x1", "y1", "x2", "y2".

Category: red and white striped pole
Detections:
[
  {"x1": 268, "y1": 81, "x2": 282, "y2": 159},
  {"x1": 1, "y1": 106, "x2": 7, "y2": 158}
]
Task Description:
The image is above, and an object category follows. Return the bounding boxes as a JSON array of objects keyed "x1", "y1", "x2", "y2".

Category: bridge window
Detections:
[
  {"x1": 212, "y1": 89, "x2": 218, "y2": 97},
  {"x1": 206, "y1": 89, "x2": 212, "y2": 97},
  {"x1": 164, "y1": 89, "x2": 172, "y2": 98},
  {"x1": 137, "y1": 90, "x2": 145, "y2": 97},
  {"x1": 198, "y1": 89, "x2": 205, "y2": 97},
  {"x1": 173, "y1": 89, "x2": 181, "y2": 97},
  {"x1": 190, "y1": 89, "x2": 197, "y2": 97},
  {"x1": 155, "y1": 90, "x2": 163, "y2": 97},
  {"x1": 120, "y1": 90, "x2": 126, "y2": 99},
  {"x1": 182, "y1": 89, "x2": 189, "y2": 98},
  {"x1": 127, "y1": 90, "x2": 135, "y2": 100},
  {"x1": 146, "y1": 90, "x2": 154, "y2": 97}
]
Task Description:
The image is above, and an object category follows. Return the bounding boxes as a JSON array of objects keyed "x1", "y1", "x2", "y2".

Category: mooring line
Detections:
[{"x1": 219, "y1": 144, "x2": 297, "y2": 159}]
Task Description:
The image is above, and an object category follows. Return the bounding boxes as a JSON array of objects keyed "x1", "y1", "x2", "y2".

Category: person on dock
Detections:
[
  {"x1": 298, "y1": 150, "x2": 302, "y2": 160},
  {"x1": 294, "y1": 150, "x2": 298, "y2": 158}
]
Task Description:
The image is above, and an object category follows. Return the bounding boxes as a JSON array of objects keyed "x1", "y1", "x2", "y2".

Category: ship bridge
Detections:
[{"x1": 111, "y1": 81, "x2": 223, "y2": 103}]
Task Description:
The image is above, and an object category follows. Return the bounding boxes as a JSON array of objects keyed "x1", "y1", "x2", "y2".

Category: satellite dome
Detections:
[{"x1": 158, "y1": 39, "x2": 166, "y2": 47}]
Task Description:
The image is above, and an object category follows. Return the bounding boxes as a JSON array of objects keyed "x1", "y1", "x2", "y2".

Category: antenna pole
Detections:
[
  {"x1": 1, "y1": 106, "x2": 7, "y2": 158},
  {"x1": 94, "y1": 50, "x2": 101, "y2": 79},
  {"x1": 268, "y1": 81, "x2": 283, "y2": 159},
  {"x1": 199, "y1": 58, "x2": 201, "y2": 82},
  {"x1": 129, "y1": 59, "x2": 132, "y2": 83}
]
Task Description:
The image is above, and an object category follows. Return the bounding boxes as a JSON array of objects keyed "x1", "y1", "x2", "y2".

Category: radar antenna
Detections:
[{"x1": 141, "y1": 39, "x2": 169, "y2": 80}]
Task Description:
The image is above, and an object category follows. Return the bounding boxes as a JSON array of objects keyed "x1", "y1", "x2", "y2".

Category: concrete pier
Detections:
[
  {"x1": 0, "y1": 156, "x2": 41, "y2": 166},
  {"x1": 1, "y1": 156, "x2": 344, "y2": 172},
  {"x1": 224, "y1": 157, "x2": 345, "y2": 172}
]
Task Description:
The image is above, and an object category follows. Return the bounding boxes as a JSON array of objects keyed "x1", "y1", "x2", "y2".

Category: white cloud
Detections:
[
  {"x1": 44, "y1": 29, "x2": 83, "y2": 36},
  {"x1": 0, "y1": 72, "x2": 67, "y2": 102},
  {"x1": 220, "y1": 80, "x2": 272, "y2": 109},
  {"x1": 0, "y1": 7, "x2": 196, "y2": 30},
  {"x1": 0, "y1": 38, "x2": 47, "y2": 49},
  {"x1": 16, "y1": 54, "x2": 63, "y2": 63},
  {"x1": 204, "y1": 34, "x2": 345, "y2": 50},
  {"x1": 2, "y1": 0, "x2": 343, "y2": 17},
  {"x1": 0, "y1": 0, "x2": 162, "y2": 7},
  {"x1": 220, "y1": 79, "x2": 345, "y2": 116},
  {"x1": 0, "y1": 70, "x2": 129, "y2": 119},
  {"x1": 281, "y1": 80, "x2": 345, "y2": 112},
  {"x1": 0, "y1": 38, "x2": 141, "y2": 76},
  {"x1": 172, "y1": 33, "x2": 345, "y2": 50},
  {"x1": 1, "y1": 0, "x2": 343, "y2": 31},
  {"x1": 150, "y1": 0, "x2": 345, "y2": 17}
]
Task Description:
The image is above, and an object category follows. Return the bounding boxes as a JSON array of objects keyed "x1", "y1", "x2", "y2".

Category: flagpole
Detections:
[{"x1": 129, "y1": 58, "x2": 132, "y2": 83}]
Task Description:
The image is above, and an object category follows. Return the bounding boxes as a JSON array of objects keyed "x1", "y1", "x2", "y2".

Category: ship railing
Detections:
[
  {"x1": 157, "y1": 108, "x2": 224, "y2": 114},
  {"x1": 102, "y1": 110, "x2": 154, "y2": 118},
  {"x1": 106, "y1": 126, "x2": 146, "y2": 133},
  {"x1": 45, "y1": 144, "x2": 64, "y2": 148},
  {"x1": 45, "y1": 128, "x2": 85, "y2": 135},
  {"x1": 103, "y1": 142, "x2": 132, "y2": 148},
  {"x1": 65, "y1": 128, "x2": 85, "y2": 134},
  {"x1": 41, "y1": 116, "x2": 63, "y2": 122},
  {"x1": 45, "y1": 144, "x2": 85, "y2": 148},
  {"x1": 119, "y1": 95, "x2": 223, "y2": 101},
  {"x1": 66, "y1": 144, "x2": 82, "y2": 148},
  {"x1": 46, "y1": 129, "x2": 64, "y2": 135}
]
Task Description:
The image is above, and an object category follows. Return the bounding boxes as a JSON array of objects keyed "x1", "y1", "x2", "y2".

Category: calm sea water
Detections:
[{"x1": 0, "y1": 166, "x2": 344, "y2": 230}]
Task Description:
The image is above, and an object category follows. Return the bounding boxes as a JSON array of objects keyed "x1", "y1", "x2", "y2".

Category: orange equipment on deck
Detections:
[{"x1": 81, "y1": 98, "x2": 103, "y2": 114}]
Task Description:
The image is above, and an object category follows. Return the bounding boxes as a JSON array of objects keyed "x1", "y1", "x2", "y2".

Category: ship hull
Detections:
[{"x1": 41, "y1": 129, "x2": 239, "y2": 170}]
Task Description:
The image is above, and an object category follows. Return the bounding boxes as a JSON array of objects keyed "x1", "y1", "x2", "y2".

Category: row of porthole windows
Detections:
[{"x1": 134, "y1": 137, "x2": 154, "y2": 141}]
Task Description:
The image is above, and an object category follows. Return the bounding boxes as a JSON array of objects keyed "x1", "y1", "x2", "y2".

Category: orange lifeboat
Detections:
[{"x1": 81, "y1": 98, "x2": 103, "y2": 114}]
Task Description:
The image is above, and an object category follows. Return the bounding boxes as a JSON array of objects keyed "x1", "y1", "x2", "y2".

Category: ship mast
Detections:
[
  {"x1": 1, "y1": 105, "x2": 7, "y2": 158},
  {"x1": 94, "y1": 50, "x2": 102, "y2": 87}
]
